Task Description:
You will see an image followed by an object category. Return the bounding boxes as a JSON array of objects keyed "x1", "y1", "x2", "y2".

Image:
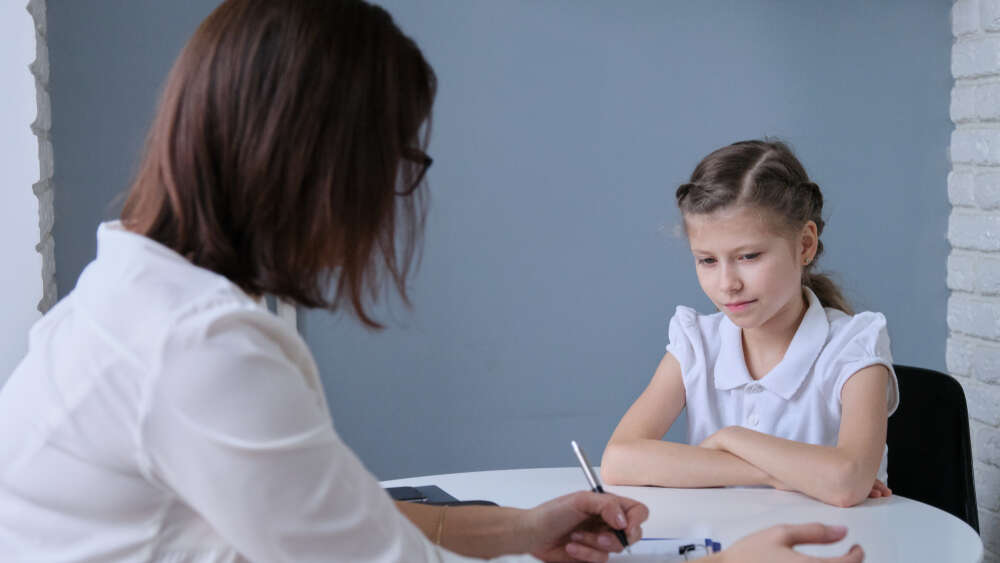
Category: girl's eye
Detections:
[
  {"x1": 740, "y1": 253, "x2": 761, "y2": 261},
  {"x1": 697, "y1": 257, "x2": 717, "y2": 265}
]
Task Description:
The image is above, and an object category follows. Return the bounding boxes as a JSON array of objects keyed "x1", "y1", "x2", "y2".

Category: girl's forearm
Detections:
[
  {"x1": 395, "y1": 501, "x2": 528, "y2": 558},
  {"x1": 601, "y1": 438, "x2": 774, "y2": 488},
  {"x1": 711, "y1": 427, "x2": 875, "y2": 507}
]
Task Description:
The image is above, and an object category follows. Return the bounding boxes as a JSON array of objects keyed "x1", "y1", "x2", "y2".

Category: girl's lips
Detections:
[{"x1": 725, "y1": 299, "x2": 757, "y2": 312}]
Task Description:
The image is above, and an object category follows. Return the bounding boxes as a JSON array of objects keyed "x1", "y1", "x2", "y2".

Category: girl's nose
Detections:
[{"x1": 721, "y1": 265, "x2": 742, "y2": 293}]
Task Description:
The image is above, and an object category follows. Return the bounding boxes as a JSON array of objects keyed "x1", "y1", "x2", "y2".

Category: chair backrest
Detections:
[{"x1": 886, "y1": 365, "x2": 979, "y2": 533}]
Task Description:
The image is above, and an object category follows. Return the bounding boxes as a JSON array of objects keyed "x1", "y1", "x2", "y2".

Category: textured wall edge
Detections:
[{"x1": 27, "y1": 0, "x2": 56, "y2": 312}]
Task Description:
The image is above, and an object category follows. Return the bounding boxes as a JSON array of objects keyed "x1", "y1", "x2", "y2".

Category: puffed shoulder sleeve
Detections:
[
  {"x1": 665, "y1": 306, "x2": 700, "y2": 382},
  {"x1": 827, "y1": 312, "x2": 899, "y2": 415}
]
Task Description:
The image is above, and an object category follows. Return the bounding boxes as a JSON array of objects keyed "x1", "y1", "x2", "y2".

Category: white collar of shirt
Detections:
[
  {"x1": 98, "y1": 220, "x2": 185, "y2": 262},
  {"x1": 97, "y1": 221, "x2": 269, "y2": 308},
  {"x1": 713, "y1": 287, "x2": 829, "y2": 400}
]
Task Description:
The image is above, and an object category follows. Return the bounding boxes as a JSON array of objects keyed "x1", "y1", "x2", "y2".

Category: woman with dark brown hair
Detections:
[
  {"x1": 0, "y1": 1, "x2": 864, "y2": 562},
  {"x1": 0, "y1": 2, "x2": 644, "y2": 561}
]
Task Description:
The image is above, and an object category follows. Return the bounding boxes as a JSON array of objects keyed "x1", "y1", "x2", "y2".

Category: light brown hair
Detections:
[
  {"x1": 676, "y1": 139, "x2": 852, "y2": 314},
  {"x1": 121, "y1": 0, "x2": 436, "y2": 327}
]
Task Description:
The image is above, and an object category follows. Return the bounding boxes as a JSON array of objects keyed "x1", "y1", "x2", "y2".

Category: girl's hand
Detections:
[
  {"x1": 867, "y1": 479, "x2": 891, "y2": 499},
  {"x1": 712, "y1": 523, "x2": 864, "y2": 563},
  {"x1": 698, "y1": 427, "x2": 734, "y2": 451},
  {"x1": 768, "y1": 476, "x2": 797, "y2": 492},
  {"x1": 765, "y1": 476, "x2": 889, "y2": 500},
  {"x1": 523, "y1": 491, "x2": 647, "y2": 562}
]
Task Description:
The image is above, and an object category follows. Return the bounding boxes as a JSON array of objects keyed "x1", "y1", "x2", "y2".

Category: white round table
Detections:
[{"x1": 383, "y1": 467, "x2": 983, "y2": 562}]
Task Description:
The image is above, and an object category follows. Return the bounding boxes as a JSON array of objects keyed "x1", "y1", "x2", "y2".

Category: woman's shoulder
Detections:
[
  {"x1": 166, "y1": 287, "x2": 304, "y2": 363},
  {"x1": 156, "y1": 293, "x2": 320, "y2": 412},
  {"x1": 92, "y1": 226, "x2": 301, "y2": 376}
]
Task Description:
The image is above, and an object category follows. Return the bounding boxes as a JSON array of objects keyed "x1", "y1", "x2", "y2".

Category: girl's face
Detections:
[{"x1": 685, "y1": 206, "x2": 816, "y2": 332}]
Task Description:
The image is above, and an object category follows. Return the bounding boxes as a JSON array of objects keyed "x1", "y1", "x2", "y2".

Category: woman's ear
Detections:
[{"x1": 800, "y1": 221, "x2": 818, "y2": 265}]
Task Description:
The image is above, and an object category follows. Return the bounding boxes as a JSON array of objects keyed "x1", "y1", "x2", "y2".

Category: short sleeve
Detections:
[
  {"x1": 828, "y1": 312, "x2": 899, "y2": 415},
  {"x1": 665, "y1": 306, "x2": 699, "y2": 381}
]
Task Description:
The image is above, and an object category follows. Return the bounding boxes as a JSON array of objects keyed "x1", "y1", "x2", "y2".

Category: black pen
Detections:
[{"x1": 570, "y1": 440, "x2": 631, "y2": 553}]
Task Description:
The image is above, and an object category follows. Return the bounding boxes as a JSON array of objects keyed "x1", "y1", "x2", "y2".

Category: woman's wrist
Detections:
[
  {"x1": 506, "y1": 507, "x2": 538, "y2": 554},
  {"x1": 434, "y1": 506, "x2": 449, "y2": 546},
  {"x1": 470, "y1": 506, "x2": 534, "y2": 556},
  {"x1": 426, "y1": 505, "x2": 531, "y2": 558}
]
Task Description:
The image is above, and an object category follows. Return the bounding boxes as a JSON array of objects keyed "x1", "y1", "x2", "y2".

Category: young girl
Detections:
[{"x1": 601, "y1": 139, "x2": 899, "y2": 508}]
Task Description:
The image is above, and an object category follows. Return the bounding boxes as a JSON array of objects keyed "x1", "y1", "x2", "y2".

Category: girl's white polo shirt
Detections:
[{"x1": 666, "y1": 288, "x2": 899, "y2": 483}]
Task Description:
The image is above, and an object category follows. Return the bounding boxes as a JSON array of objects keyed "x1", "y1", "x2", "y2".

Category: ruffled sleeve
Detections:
[
  {"x1": 827, "y1": 312, "x2": 899, "y2": 415},
  {"x1": 665, "y1": 306, "x2": 701, "y2": 386}
]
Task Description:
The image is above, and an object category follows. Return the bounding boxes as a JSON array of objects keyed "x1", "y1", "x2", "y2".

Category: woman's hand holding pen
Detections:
[{"x1": 522, "y1": 491, "x2": 647, "y2": 562}]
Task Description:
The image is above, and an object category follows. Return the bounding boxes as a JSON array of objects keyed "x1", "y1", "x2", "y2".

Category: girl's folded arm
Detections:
[
  {"x1": 702, "y1": 365, "x2": 890, "y2": 507},
  {"x1": 602, "y1": 439, "x2": 776, "y2": 488},
  {"x1": 601, "y1": 352, "x2": 775, "y2": 488}
]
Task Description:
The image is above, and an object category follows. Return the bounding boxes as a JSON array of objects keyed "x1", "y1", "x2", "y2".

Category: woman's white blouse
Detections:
[
  {"x1": 0, "y1": 222, "x2": 533, "y2": 562},
  {"x1": 665, "y1": 288, "x2": 900, "y2": 483}
]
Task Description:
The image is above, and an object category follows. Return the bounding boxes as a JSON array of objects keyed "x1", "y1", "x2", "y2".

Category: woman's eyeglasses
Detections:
[{"x1": 396, "y1": 150, "x2": 433, "y2": 196}]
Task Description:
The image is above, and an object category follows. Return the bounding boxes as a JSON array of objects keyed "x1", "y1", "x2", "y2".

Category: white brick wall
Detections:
[
  {"x1": 950, "y1": 2, "x2": 1000, "y2": 561},
  {"x1": 0, "y1": 0, "x2": 52, "y2": 385}
]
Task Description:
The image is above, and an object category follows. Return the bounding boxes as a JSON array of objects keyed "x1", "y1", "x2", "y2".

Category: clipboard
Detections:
[
  {"x1": 610, "y1": 538, "x2": 722, "y2": 561},
  {"x1": 384, "y1": 485, "x2": 498, "y2": 506}
]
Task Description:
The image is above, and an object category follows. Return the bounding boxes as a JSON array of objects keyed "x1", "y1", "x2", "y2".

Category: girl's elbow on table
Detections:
[
  {"x1": 819, "y1": 458, "x2": 876, "y2": 508},
  {"x1": 600, "y1": 442, "x2": 631, "y2": 486}
]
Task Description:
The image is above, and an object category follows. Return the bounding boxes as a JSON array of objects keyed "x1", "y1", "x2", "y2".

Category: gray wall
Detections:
[{"x1": 50, "y1": 1, "x2": 951, "y2": 480}]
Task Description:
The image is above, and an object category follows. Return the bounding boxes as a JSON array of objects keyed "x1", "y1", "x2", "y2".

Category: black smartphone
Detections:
[{"x1": 385, "y1": 486, "x2": 427, "y2": 502}]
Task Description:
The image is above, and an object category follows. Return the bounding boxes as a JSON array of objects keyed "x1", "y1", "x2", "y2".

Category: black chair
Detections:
[{"x1": 886, "y1": 365, "x2": 979, "y2": 533}]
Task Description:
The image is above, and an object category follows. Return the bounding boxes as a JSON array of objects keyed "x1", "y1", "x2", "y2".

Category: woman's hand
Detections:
[
  {"x1": 712, "y1": 523, "x2": 864, "y2": 563},
  {"x1": 522, "y1": 491, "x2": 648, "y2": 562}
]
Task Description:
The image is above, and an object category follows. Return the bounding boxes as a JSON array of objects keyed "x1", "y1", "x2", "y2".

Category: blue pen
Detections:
[
  {"x1": 570, "y1": 440, "x2": 631, "y2": 554},
  {"x1": 706, "y1": 538, "x2": 723, "y2": 554}
]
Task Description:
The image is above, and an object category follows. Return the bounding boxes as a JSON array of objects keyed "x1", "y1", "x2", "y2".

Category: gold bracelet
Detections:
[{"x1": 434, "y1": 506, "x2": 448, "y2": 545}]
